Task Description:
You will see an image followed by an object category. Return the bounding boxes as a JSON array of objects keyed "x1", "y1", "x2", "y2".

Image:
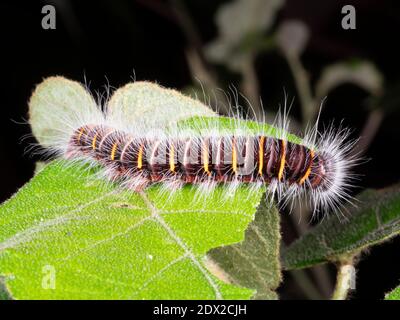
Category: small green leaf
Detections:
[
  {"x1": 385, "y1": 285, "x2": 400, "y2": 300},
  {"x1": 205, "y1": 0, "x2": 284, "y2": 71},
  {"x1": 208, "y1": 199, "x2": 281, "y2": 299},
  {"x1": 282, "y1": 185, "x2": 400, "y2": 270},
  {"x1": 276, "y1": 20, "x2": 310, "y2": 57},
  {"x1": 315, "y1": 60, "x2": 384, "y2": 100}
]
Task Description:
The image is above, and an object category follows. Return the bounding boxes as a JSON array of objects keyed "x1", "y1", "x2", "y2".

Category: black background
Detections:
[{"x1": 1, "y1": 0, "x2": 400, "y2": 299}]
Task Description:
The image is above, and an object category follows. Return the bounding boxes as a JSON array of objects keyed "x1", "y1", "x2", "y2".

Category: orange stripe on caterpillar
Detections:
[
  {"x1": 278, "y1": 140, "x2": 286, "y2": 181},
  {"x1": 92, "y1": 133, "x2": 99, "y2": 150},
  {"x1": 258, "y1": 136, "x2": 265, "y2": 176},
  {"x1": 110, "y1": 143, "x2": 118, "y2": 160},
  {"x1": 232, "y1": 137, "x2": 237, "y2": 174},
  {"x1": 299, "y1": 150, "x2": 315, "y2": 185}
]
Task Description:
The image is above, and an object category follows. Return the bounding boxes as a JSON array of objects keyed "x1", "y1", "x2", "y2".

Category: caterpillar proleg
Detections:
[{"x1": 29, "y1": 77, "x2": 358, "y2": 215}]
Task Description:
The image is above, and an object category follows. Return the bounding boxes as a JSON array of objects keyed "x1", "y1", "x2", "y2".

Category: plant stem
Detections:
[
  {"x1": 351, "y1": 108, "x2": 384, "y2": 156},
  {"x1": 290, "y1": 269, "x2": 323, "y2": 300},
  {"x1": 332, "y1": 260, "x2": 355, "y2": 300},
  {"x1": 240, "y1": 56, "x2": 263, "y2": 119},
  {"x1": 311, "y1": 264, "x2": 334, "y2": 299},
  {"x1": 289, "y1": 190, "x2": 333, "y2": 298},
  {"x1": 169, "y1": 0, "x2": 230, "y2": 114},
  {"x1": 286, "y1": 53, "x2": 315, "y2": 127}
]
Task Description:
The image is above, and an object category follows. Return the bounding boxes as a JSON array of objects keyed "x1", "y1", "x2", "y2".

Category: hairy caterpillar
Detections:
[
  {"x1": 70, "y1": 125, "x2": 324, "y2": 189},
  {"x1": 29, "y1": 77, "x2": 358, "y2": 214}
]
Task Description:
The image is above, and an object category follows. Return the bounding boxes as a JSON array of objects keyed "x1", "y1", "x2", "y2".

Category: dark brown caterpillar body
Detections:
[{"x1": 69, "y1": 125, "x2": 328, "y2": 189}]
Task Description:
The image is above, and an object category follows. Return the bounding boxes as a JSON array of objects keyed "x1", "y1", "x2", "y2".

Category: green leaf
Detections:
[
  {"x1": 205, "y1": 0, "x2": 284, "y2": 71},
  {"x1": 315, "y1": 60, "x2": 383, "y2": 100},
  {"x1": 106, "y1": 81, "x2": 216, "y2": 129},
  {"x1": 385, "y1": 285, "x2": 400, "y2": 300},
  {"x1": 0, "y1": 161, "x2": 264, "y2": 299},
  {"x1": 178, "y1": 116, "x2": 303, "y2": 145},
  {"x1": 2, "y1": 77, "x2": 292, "y2": 299},
  {"x1": 208, "y1": 199, "x2": 281, "y2": 299},
  {"x1": 282, "y1": 185, "x2": 400, "y2": 270}
]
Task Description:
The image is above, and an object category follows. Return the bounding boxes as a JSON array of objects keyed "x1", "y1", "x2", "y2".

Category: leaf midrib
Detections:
[{"x1": 138, "y1": 191, "x2": 224, "y2": 300}]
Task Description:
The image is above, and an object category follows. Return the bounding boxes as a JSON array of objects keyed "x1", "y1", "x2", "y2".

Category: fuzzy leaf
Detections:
[
  {"x1": 107, "y1": 81, "x2": 216, "y2": 130},
  {"x1": 385, "y1": 285, "x2": 400, "y2": 300},
  {"x1": 282, "y1": 185, "x2": 400, "y2": 270},
  {"x1": 1, "y1": 77, "x2": 294, "y2": 299},
  {"x1": 29, "y1": 77, "x2": 216, "y2": 148},
  {"x1": 29, "y1": 76, "x2": 102, "y2": 148},
  {"x1": 0, "y1": 161, "x2": 264, "y2": 299},
  {"x1": 208, "y1": 199, "x2": 281, "y2": 299}
]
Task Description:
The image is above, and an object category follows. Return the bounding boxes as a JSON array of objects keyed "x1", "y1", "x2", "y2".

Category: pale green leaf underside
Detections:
[
  {"x1": 208, "y1": 199, "x2": 281, "y2": 300},
  {"x1": 282, "y1": 185, "x2": 400, "y2": 270},
  {"x1": 385, "y1": 285, "x2": 400, "y2": 300}
]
